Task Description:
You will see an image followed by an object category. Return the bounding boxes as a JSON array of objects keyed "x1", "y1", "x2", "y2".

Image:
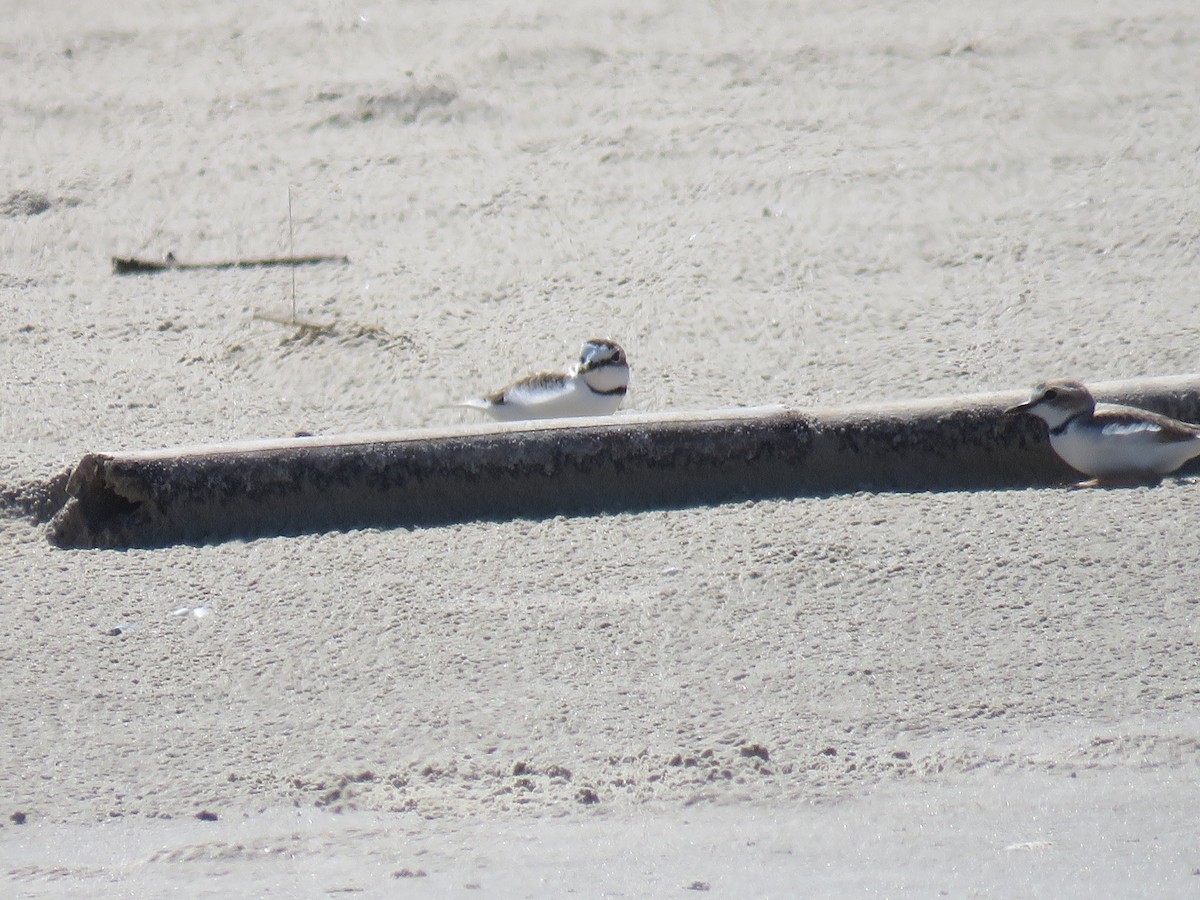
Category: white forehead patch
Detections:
[{"x1": 581, "y1": 340, "x2": 618, "y2": 365}]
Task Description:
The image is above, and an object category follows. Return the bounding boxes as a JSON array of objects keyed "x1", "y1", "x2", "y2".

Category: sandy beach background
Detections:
[{"x1": 3, "y1": 0, "x2": 1199, "y2": 895}]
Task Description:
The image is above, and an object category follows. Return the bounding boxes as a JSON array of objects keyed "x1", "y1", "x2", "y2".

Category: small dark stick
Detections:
[{"x1": 111, "y1": 253, "x2": 348, "y2": 275}]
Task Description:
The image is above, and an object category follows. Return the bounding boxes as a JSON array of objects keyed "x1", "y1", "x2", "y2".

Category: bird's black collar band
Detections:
[{"x1": 1049, "y1": 411, "x2": 1086, "y2": 436}]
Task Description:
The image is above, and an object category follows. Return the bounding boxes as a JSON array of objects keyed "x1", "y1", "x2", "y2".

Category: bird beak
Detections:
[{"x1": 1005, "y1": 399, "x2": 1035, "y2": 415}]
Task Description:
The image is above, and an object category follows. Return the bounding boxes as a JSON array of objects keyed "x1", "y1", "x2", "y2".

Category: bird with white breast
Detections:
[
  {"x1": 1006, "y1": 379, "x2": 1200, "y2": 487},
  {"x1": 455, "y1": 338, "x2": 630, "y2": 422}
]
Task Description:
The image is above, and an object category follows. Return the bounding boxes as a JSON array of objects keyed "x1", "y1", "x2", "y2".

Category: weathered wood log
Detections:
[{"x1": 46, "y1": 376, "x2": 1200, "y2": 549}]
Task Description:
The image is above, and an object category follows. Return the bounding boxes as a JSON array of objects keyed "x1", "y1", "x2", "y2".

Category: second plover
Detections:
[{"x1": 1006, "y1": 379, "x2": 1200, "y2": 486}]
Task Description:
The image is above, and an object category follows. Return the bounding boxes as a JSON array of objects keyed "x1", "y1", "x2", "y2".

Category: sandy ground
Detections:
[{"x1": 2, "y1": 0, "x2": 1200, "y2": 895}]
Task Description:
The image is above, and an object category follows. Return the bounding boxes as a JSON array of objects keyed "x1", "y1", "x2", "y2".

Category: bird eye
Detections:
[{"x1": 1043, "y1": 389, "x2": 1058, "y2": 400}]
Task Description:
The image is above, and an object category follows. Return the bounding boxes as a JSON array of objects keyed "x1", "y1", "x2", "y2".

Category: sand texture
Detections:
[{"x1": 3, "y1": 0, "x2": 1200, "y2": 896}]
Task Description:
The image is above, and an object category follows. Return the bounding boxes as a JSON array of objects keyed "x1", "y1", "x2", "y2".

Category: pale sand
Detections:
[{"x1": 3, "y1": 0, "x2": 1200, "y2": 895}]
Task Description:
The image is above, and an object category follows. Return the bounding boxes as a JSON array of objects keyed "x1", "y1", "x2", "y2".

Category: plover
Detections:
[
  {"x1": 1006, "y1": 379, "x2": 1200, "y2": 486},
  {"x1": 455, "y1": 338, "x2": 630, "y2": 421}
]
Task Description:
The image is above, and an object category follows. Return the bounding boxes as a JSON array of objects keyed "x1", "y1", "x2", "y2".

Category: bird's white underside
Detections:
[{"x1": 1051, "y1": 419, "x2": 1200, "y2": 477}]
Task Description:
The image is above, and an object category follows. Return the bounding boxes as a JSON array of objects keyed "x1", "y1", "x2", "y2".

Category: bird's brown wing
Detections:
[
  {"x1": 489, "y1": 371, "x2": 569, "y2": 405},
  {"x1": 1094, "y1": 406, "x2": 1200, "y2": 444}
]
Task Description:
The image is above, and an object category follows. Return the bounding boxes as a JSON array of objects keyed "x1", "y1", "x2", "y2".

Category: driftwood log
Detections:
[{"x1": 46, "y1": 375, "x2": 1200, "y2": 549}]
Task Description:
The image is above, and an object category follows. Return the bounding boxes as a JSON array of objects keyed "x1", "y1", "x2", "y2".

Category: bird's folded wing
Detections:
[
  {"x1": 500, "y1": 371, "x2": 571, "y2": 405},
  {"x1": 1096, "y1": 411, "x2": 1200, "y2": 443}
]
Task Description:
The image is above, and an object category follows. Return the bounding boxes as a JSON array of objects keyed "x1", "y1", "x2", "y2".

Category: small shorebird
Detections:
[
  {"x1": 1006, "y1": 379, "x2": 1200, "y2": 486},
  {"x1": 455, "y1": 338, "x2": 630, "y2": 421}
]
